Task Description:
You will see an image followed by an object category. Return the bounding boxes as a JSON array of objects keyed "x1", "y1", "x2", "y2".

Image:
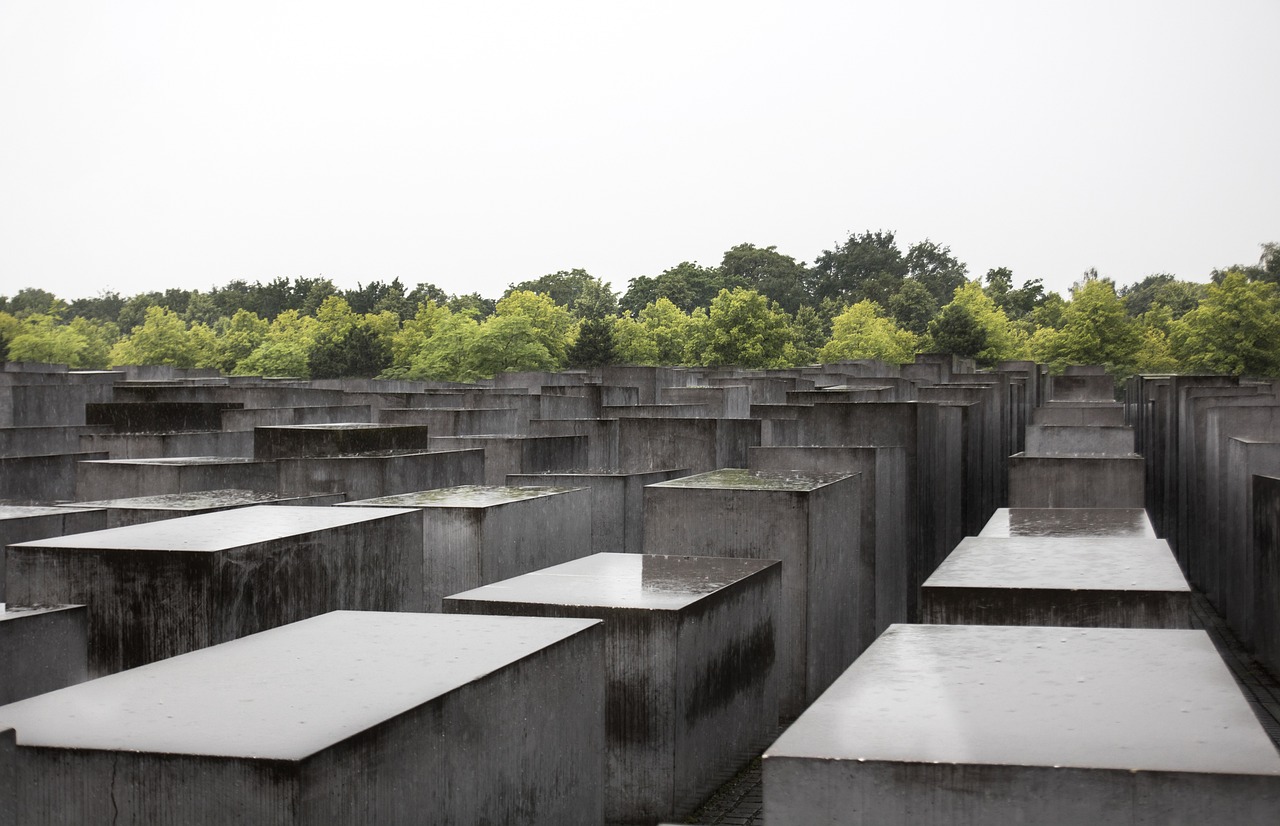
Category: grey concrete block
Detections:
[
  {"x1": 342, "y1": 486, "x2": 592, "y2": 609},
  {"x1": 72, "y1": 489, "x2": 343, "y2": 528},
  {"x1": 0, "y1": 606, "x2": 88, "y2": 704},
  {"x1": 643, "y1": 469, "x2": 861, "y2": 716},
  {"x1": 921, "y1": 536, "x2": 1192, "y2": 628},
  {"x1": 1253, "y1": 474, "x2": 1280, "y2": 677},
  {"x1": 0, "y1": 612, "x2": 605, "y2": 825},
  {"x1": 978, "y1": 508, "x2": 1156, "y2": 538},
  {"x1": 507, "y1": 469, "x2": 691, "y2": 554},
  {"x1": 1024, "y1": 424, "x2": 1135, "y2": 457},
  {"x1": 618, "y1": 419, "x2": 760, "y2": 474},
  {"x1": 275, "y1": 448, "x2": 484, "y2": 499},
  {"x1": 1, "y1": 452, "x2": 110, "y2": 502},
  {"x1": 0, "y1": 506, "x2": 106, "y2": 604},
  {"x1": 7, "y1": 506, "x2": 424, "y2": 675},
  {"x1": 446, "y1": 553, "x2": 780, "y2": 825},
  {"x1": 253, "y1": 422, "x2": 431, "y2": 460},
  {"x1": 75, "y1": 456, "x2": 278, "y2": 501},
  {"x1": 1008, "y1": 454, "x2": 1144, "y2": 508},
  {"x1": 763, "y1": 625, "x2": 1280, "y2": 825},
  {"x1": 428, "y1": 435, "x2": 588, "y2": 485}
]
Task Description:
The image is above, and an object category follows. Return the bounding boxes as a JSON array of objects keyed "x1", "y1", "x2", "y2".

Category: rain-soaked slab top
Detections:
[
  {"x1": 924, "y1": 536, "x2": 1189, "y2": 592},
  {"x1": 0, "y1": 505, "x2": 101, "y2": 521},
  {"x1": 257, "y1": 422, "x2": 390, "y2": 431},
  {"x1": 979, "y1": 507, "x2": 1156, "y2": 537},
  {"x1": 345, "y1": 485, "x2": 582, "y2": 508},
  {"x1": 766, "y1": 624, "x2": 1280, "y2": 776},
  {"x1": 77, "y1": 456, "x2": 260, "y2": 466},
  {"x1": 447, "y1": 553, "x2": 779, "y2": 610},
  {"x1": 0, "y1": 611, "x2": 601, "y2": 760},
  {"x1": 74, "y1": 489, "x2": 284, "y2": 510},
  {"x1": 647, "y1": 468, "x2": 852, "y2": 492},
  {"x1": 9, "y1": 505, "x2": 416, "y2": 553}
]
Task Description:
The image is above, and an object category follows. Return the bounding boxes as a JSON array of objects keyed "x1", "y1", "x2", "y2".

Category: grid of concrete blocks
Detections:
[{"x1": 0, "y1": 357, "x2": 1276, "y2": 824}]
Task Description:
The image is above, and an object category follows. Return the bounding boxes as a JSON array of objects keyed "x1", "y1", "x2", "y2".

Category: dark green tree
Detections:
[
  {"x1": 905, "y1": 239, "x2": 968, "y2": 306},
  {"x1": 567, "y1": 317, "x2": 616, "y2": 367},
  {"x1": 810, "y1": 230, "x2": 908, "y2": 306},
  {"x1": 1120, "y1": 274, "x2": 1205, "y2": 319},
  {"x1": 308, "y1": 324, "x2": 392, "y2": 378},
  {"x1": 887, "y1": 279, "x2": 940, "y2": 335},
  {"x1": 508, "y1": 269, "x2": 597, "y2": 308},
  {"x1": 928, "y1": 302, "x2": 988, "y2": 359},
  {"x1": 67, "y1": 291, "x2": 125, "y2": 324},
  {"x1": 719, "y1": 243, "x2": 810, "y2": 314}
]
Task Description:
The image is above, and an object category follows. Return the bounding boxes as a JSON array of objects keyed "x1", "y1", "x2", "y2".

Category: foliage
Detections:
[
  {"x1": 904, "y1": 239, "x2": 968, "y2": 307},
  {"x1": 1120, "y1": 274, "x2": 1205, "y2": 319},
  {"x1": 209, "y1": 310, "x2": 268, "y2": 374},
  {"x1": 613, "y1": 298, "x2": 698, "y2": 365},
  {"x1": 983, "y1": 267, "x2": 1045, "y2": 320},
  {"x1": 719, "y1": 243, "x2": 810, "y2": 314},
  {"x1": 699, "y1": 288, "x2": 794, "y2": 369},
  {"x1": 470, "y1": 314, "x2": 558, "y2": 377},
  {"x1": 508, "y1": 269, "x2": 597, "y2": 310},
  {"x1": 567, "y1": 317, "x2": 616, "y2": 367},
  {"x1": 927, "y1": 303, "x2": 987, "y2": 359},
  {"x1": 387, "y1": 304, "x2": 481, "y2": 382},
  {"x1": 0, "y1": 312, "x2": 19, "y2": 361},
  {"x1": 620, "y1": 262, "x2": 728, "y2": 314},
  {"x1": 1170, "y1": 272, "x2": 1280, "y2": 376},
  {"x1": 810, "y1": 230, "x2": 907, "y2": 307},
  {"x1": 887, "y1": 279, "x2": 939, "y2": 336},
  {"x1": 937, "y1": 281, "x2": 1027, "y2": 364},
  {"x1": 233, "y1": 310, "x2": 321, "y2": 377},
  {"x1": 818, "y1": 300, "x2": 918, "y2": 364},
  {"x1": 1031, "y1": 278, "x2": 1138, "y2": 373},
  {"x1": 493, "y1": 291, "x2": 577, "y2": 367},
  {"x1": 109, "y1": 306, "x2": 206, "y2": 368}
]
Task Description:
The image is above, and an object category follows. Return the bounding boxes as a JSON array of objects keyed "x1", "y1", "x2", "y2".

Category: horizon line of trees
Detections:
[{"x1": 2, "y1": 235, "x2": 1278, "y2": 382}]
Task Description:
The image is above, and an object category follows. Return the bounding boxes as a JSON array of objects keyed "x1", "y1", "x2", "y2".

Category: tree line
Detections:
[{"x1": 2, "y1": 234, "x2": 1278, "y2": 381}]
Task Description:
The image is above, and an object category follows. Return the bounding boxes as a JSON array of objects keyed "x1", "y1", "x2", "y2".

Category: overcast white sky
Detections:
[{"x1": 2, "y1": 1, "x2": 1277, "y2": 305}]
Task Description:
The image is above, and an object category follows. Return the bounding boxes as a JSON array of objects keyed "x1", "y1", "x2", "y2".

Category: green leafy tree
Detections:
[
  {"x1": 719, "y1": 243, "x2": 810, "y2": 314},
  {"x1": 905, "y1": 239, "x2": 968, "y2": 307},
  {"x1": 470, "y1": 314, "x2": 557, "y2": 376},
  {"x1": 7, "y1": 314, "x2": 89, "y2": 367},
  {"x1": 788, "y1": 305, "x2": 828, "y2": 365},
  {"x1": 1132, "y1": 305, "x2": 1182, "y2": 374},
  {"x1": 67, "y1": 291, "x2": 125, "y2": 324},
  {"x1": 810, "y1": 230, "x2": 907, "y2": 307},
  {"x1": 8, "y1": 288, "x2": 64, "y2": 318},
  {"x1": 493, "y1": 290, "x2": 577, "y2": 368},
  {"x1": 233, "y1": 310, "x2": 320, "y2": 377},
  {"x1": 818, "y1": 300, "x2": 918, "y2": 364},
  {"x1": 620, "y1": 262, "x2": 727, "y2": 314},
  {"x1": 934, "y1": 281, "x2": 1027, "y2": 364},
  {"x1": 613, "y1": 298, "x2": 697, "y2": 365},
  {"x1": 927, "y1": 303, "x2": 987, "y2": 359},
  {"x1": 984, "y1": 267, "x2": 1045, "y2": 320},
  {"x1": 210, "y1": 310, "x2": 268, "y2": 374},
  {"x1": 109, "y1": 306, "x2": 205, "y2": 368},
  {"x1": 1031, "y1": 277, "x2": 1138, "y2": 373},
  {"x1": 0, "y1": 311, "x2": 21, "y2": 361},
  {"x1": 887, "y1": 279, "x2": 939, "y2": 336},
  {"x1": 1169, "y1": 271, "x2": 1280, "y2": 376},
  {"x1": 508, "y1": 269, "x2": 597, "y2": 309},
  {"x1": 567, "y1": 317, "x2": 616, "y2": 367},
  {"x1": 1119, "y1": 274, "x2": 1205, "y2": 319},
  {"x1": 699, "y1": 288, "x2": 794, "y2": 369},
  {"x1": 309, "y1": 324, "x2": 392, "y2": 378}
]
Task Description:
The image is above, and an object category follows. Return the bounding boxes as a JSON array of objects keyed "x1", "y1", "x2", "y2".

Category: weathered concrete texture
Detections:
[
  {"x1": 85, "y1": 401, "x2": 243, "y2": 432},
  {"x1": 1254, "y1": 474, "x2": 1280, "y2": 678},
  {"x1": 445, "y1": 553, "x2": 781, "y2": 826},
  {"x1": 763, "y1": 624, "x2": 1280, "y2": 825},
  {"x1": 378, "y1": 406, "x2": 522, "y2": 435},
  {"x1": 7, "y1": 506, "x2": 424, "y2": 675},
  {"x1": 77, "y1": 429, "x2": 254, "y2": 460},
  {"x1": 1, "y1": 452, "x2": 111, "y2": 502},
  {"x1": 0, "y1": 426, "x2": 112, "y2": 459},
  {"x1": 252, "y1": 422, "x2": 431, "y2": 460},
  {"x1": 1217, "y1": 439, "x2": 1280, "y2": 647},
  {"x1": 1008, "y1": 454, "x2": 1145, "y2": 508},
  {"x1": 642, "y1": 469, "x2": 861, "y2": 717},
  {"x1": 920, "y1": 536, "x2": 1192, "y2": 628},
  {"x1": 220, "y1": 403, "x2": 374, "y2": 431},
  {"x1": 1024, "y1": 424, "x2": 1135, "y2": 457},
  {"x1": 275, "y1": 447, "x2": 484, "y2": 499},
  {"x1": 618, "y1": 419, "x2": 760, "y2": 474},
  {"x1": 428, "y1": 435, "x2": 588, "y2": 485},
  {"x1": 1031, "y1": 402, "x2": 1126, "y2": 426},
  {"x1": 530, "y1": 418, "x2": 620, "y2": 470},
  {"x1": 342, "y1": 485, "x2": 591, "y2": 609},
  {"x1": 0, "y1": 606, "x2": 88, "y2": 704},
  {"x1": 75, "y1": 456, "x2": 278, "y2": 501},
  {"x1": 1048, "y1": 373, "x2": 1116, "y2": 401},
  {"x1": 506, "y1": 469, "x2": 691, "y2": 554},
  {"x1": 746, "y1": 445, "x2": 907, "y2": 642},
  {"x1": 71, "y1": 489, "x2": 343, "y2": 528},
  {"x1": 0, "y1": 611, "x2": 606, "y2": 825},
  {"x1": 658, "y1": 386, "x2": 752, "y2": 418},
  {"x1": 0, "y1": 506, "x2": 106, "y2": 603},
  {"x1": 979, "y1": 507, "x2": 1156, "y2": 538}
]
